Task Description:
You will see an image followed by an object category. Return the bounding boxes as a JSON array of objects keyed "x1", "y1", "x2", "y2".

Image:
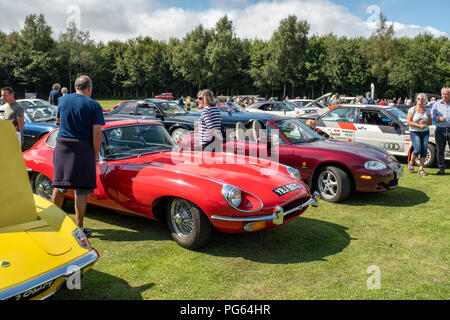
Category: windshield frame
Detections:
[
  {"x1": 273, "y1": 118, "x2": 324, "y2": 145},
  {"x1": 100, "y1": 124, "x2": 177, "y2": 160}
]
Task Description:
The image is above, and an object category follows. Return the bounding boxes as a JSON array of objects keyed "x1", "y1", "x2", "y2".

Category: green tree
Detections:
[{"x1": 265, "y1": 16, "x2": 310, "y2": 98}]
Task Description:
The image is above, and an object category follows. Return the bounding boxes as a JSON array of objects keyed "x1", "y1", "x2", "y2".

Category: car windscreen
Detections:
[
  {"x1": 33, "y1": 99, "x2": 51, "y2": 106},
  {"x1": 158, "y1": 102, "x2": 187, "y2": 115},
  {"x1": 25, "y1": 106, "x2": 57, "y2": 122},
  {"x1": 102, "y1": 125, "x2": 176, "y2": 159},
  {"x1": 275, "y1": 118, "x2": 323, "y2": 144}
]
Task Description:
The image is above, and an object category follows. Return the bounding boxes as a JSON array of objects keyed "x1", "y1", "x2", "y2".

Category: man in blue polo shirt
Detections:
[
  {"x1": 51, "y1": 75, "x2": 105, "y2": 236},
  {"x1": 431, "y1": 87, "x2": 450, "y2": 175}
]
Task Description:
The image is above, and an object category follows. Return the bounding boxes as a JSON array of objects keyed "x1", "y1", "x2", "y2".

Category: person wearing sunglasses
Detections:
[
  {"x1": 196, "y1": 89, "x2": 223, "y2": 151},
  {"x1": 407, "y1": 93, "x2": 432, "y2": 176},
  {"x1": 431, "y1": 87, "x2": 450, "y2": 175}
]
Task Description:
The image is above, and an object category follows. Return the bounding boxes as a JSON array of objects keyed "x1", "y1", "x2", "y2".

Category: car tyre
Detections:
[
  {"x1": 33, "y1": 173, "x2": 54, "y2": 201},
  {"x1": 171, "y1": 128, "x2": 189, "y2": 143},
  {"x1": 166, "y1": 198, "x2": 212, "y2": 249},
  {"x1": 315, "y1": 166, "x2": 351, "y2": 203},
  {"x1": 415, "y1": 143, "x2": 436, "y2": 168}
]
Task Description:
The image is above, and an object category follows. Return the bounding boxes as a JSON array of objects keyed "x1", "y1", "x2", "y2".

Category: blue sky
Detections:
[
  {"x1": 166, "y1": 0, "x2": 449, "y2": 33},
  {"x1": 0, "y1": 0, "x2": 447, "y2": 42}
]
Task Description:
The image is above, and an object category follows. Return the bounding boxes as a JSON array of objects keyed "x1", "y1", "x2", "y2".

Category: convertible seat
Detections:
[
  {"x1": 252, "y1": 120, "x2": 266, "y2": 142},
  {"x1": 235, "y1": 122, "x2": 246, "y2": 141},
  {"x1": 0, "y1": 121, "x2": 37, "y2": 227}
]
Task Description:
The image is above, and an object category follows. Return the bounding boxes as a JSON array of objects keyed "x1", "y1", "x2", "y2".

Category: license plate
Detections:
[
  {"x1": 273, "y1": 183, "x2": 303, "y2": 197},
  {"x1": 395, "y1": 167, "x2": 404, "y2": 179},
  {"x1": 6, "y1": 279, "x2": 55, "y2": 300}
]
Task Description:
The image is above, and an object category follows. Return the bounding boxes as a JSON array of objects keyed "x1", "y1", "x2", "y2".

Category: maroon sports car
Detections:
[{"x1": 180, "y1": 117, "x2": 404, "y2": 202}]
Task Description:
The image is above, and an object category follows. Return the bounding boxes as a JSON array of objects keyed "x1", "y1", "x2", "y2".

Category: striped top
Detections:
[{"x1": 198, "y1": 105, "x2": 222, "y2": 146}]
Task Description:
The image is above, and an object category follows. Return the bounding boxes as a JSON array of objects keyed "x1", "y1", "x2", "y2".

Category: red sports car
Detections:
[
  {"x1": 155, "y1": 93, "x2": 174, "y2": 100},
  {"x1": 179, "y1": 117, "x2": 404, "y2": 203},
  {"x1": 23, "y1": 120, "x2": 318, "y2": 249}
]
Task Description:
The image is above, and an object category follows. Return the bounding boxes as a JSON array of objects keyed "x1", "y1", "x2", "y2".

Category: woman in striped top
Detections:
[{"x1": 197, "y1": 89, "x2": 223, "y2": 150}]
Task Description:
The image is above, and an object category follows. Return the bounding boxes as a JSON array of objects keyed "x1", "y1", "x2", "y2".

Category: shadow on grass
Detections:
[
  {"x1": 346, "y1": 187, "x2": 429, "y2": 207},
  {"x1": 51, "y1": 269, "x2": 154, "y2": 300},
  {"x1": 199, "y1": 217, "x2": 352, "y2": 264},
  {"x1": 63, "y1": 202, "x2": 170, "y2": 242}
]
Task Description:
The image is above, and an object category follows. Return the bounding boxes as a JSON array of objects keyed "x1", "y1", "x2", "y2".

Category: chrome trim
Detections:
[
  {"x1": 211, "y1": 192, "x2": 319, "y2": 222},
  {"x1": 205, "y1": 178, "x2": 265, "y2": 213},
  {"x1": 0, "y1": 249, "x2": 99, "y2": 300}
]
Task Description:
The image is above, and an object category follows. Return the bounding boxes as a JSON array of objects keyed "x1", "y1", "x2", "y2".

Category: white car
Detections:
[
  {"x1": 289, "y1": 93, "x2": 332, "y2": 116},
  {"x1": 304, "y1": 104, "x2": 450, "y2": 167},
  {"x1": 245, "y1": 100, "x2": 299, "y2": 117}
]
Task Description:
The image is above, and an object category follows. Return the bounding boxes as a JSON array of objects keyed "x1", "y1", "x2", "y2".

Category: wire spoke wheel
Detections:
[
  {"x1": 166, "y1": 198, "x2": 212, "y2": 249},
  {"x1": 34, "y1": 173, "x2": 53, "y2": 201},
  {"x1": 170, "y1": 198, "x2": 194, "y2": 238}
]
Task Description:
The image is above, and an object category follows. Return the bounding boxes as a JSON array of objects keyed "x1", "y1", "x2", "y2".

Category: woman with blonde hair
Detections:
[
  {"x1": 197, "y1": 89, "x2": 223, "y2": 150},
  {"x1": 407, "y1": 93, "x2": 432, "y2": 175}
]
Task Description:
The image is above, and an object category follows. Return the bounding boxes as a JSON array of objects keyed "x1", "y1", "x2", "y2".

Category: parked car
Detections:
[
  {"x1": 155, "y1": 93, "x2": 174, "y2": 100},
  {"x1": 0, "y1": 121, "x2": 98, "y2": 300},
  {"x1": 0, "y1": 101, "x2": 58, "y2": 150},
  {"x1": 105, "y1": 99, "x2": 200, "y2": 142},
  {"x1": 180, "y1": 117, "x2": 404, "y2": 203},
  {"x1": 289, "y1": 93, "x2": 332, "y2": 116},
  {"x1": 246, "y1": 101, "x2": 300, "y2": 117},
  {"x1": 107, "y1": 99, "x2": 282, "y2": 142},
  {"x1": 299, "y1": 104, "x2": 450, "y2": 167},
  {"x1": 23, "y1": 120, "x2": 318, "y2": 249}
]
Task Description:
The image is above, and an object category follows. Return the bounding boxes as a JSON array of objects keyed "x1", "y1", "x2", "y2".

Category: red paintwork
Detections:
[
  {"x1": 155, "y1": 93, "x2": 174, "y2": 100},
  {"x1": 180, "y1": 118, "x2": 402, "y2": 193},
  {"x1": 23, "y1": 121, "x2": 312, "y2": 234}
]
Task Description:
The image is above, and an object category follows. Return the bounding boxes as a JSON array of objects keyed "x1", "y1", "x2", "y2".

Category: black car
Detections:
[
  {"x1": 106, "y1": 99, "x2": 200, "y2": 141},
  {"x1": 108, "y1": 99, "x2": 282, "y2": 141}
]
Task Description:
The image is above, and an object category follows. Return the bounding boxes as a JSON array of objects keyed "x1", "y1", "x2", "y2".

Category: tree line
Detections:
[{"x1": 0, "y1": 13, "x2": 448, "y2": 100}]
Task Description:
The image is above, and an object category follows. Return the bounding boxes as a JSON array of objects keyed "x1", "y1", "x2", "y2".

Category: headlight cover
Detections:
[
  {"x1": 222, "y1": 184, "x2": 242, "y2": 209},
  {"x1": 72, "y1": 228, "x2": 90, "y2": 250},
  {"x1": 364, "y1": 161, "x2": 387, "y2": 171}
]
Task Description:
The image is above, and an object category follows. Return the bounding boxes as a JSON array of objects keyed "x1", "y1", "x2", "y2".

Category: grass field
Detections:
[{"x1": 52, "y1": 161, "x2": 450, "y2": 300}]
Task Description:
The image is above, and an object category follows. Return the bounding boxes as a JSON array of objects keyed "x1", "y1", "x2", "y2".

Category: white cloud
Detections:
[{"x1": 0, "y1": 0, "x2": 446, "y2": 43}]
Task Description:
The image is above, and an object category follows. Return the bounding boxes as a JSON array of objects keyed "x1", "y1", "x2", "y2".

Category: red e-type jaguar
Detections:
[{"x1": 23, "y1": 120, "x2": 318, "y2": 249}]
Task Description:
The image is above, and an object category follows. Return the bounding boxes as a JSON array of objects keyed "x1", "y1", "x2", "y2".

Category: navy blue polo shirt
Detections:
[
  {"x1": 49, "y1": 89, "x2": 61, "y2": 105},
  {"x1": 57, "y1": 93, "x2": 105, "y2": 140}
]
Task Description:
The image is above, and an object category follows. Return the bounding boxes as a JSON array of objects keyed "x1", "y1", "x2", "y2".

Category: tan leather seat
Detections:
[
  {"x1": 252, "y1": 120, "x2": 266, "y2": 141},
  {"x1": 235, "y1": 122, "x2": 246, "y2": 141}
]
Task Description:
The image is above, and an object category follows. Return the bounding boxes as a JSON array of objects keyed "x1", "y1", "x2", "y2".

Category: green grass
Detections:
[{"x1": 53, "y1": 162, "x2": 450, "y2": 300}]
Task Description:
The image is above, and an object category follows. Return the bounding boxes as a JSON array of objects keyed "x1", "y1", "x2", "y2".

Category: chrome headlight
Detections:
[
  {"x1": 72, "y1": 228, "x2": 90, "y2": 250},
  {"x1": 364, "y1": 161, "x2": 387, "y2": 171},
  {"x1": 222, "y1": 185, "x2": 242, "y2": 209}
]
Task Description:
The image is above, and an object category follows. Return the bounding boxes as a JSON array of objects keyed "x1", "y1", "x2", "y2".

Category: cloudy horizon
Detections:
[{"x1": 0, "y1": 0, "x2": 447, "y2": 43}]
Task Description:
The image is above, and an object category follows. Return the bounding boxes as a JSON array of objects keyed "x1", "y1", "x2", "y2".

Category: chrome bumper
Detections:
[
  {"x1": 0, "y1": 249, "x2": 99, "y2": 300},
  {"x1": 211, "y1": 191, "x2": 319, "y2": 222}
]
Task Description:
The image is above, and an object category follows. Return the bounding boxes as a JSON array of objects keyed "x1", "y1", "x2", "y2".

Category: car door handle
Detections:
[{"x1": 357, "y1": 126, "x2": 367, "y2": 130}]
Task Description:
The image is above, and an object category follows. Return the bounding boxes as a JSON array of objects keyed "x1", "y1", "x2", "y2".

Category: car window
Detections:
[
  {"x1": 34, "y1": 100, "x2": 50, "y2": 106},
  {"x1": 321, "y1": 107, "x2": 357, "y2": 123},
  {"x1": 359, "y1": 110, "x2": 392, "y2": 126},
  {"x1": 136, "y1": 105, "x2": 155, "y2": 116},
  {"x1": 18, "y1": 101, "x2": 34, "y2": 107},
  {"x1": 46, "y1": 130, "x2": 59, "y2": 148},
  {"x1": 117, "y1": 104, "x2": 136, "y2": 115}
]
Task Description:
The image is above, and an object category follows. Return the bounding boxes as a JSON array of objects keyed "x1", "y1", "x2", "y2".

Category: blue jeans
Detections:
[{"x1": 409, "y1": 130, "x2": 429, "y2": 158}]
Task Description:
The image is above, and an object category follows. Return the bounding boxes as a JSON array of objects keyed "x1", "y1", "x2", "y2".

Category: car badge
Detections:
[{"x1": 1, "y1": 260, "x2": 11, "y2": 267}]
